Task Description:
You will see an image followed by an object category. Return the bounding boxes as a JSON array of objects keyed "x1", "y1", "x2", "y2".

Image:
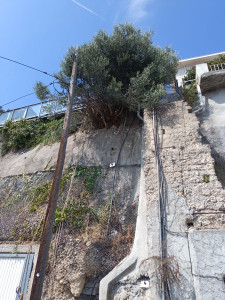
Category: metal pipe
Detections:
[
  {"x1": 197, "y1": 83, "x2": 203, "y2": 107},
  {"x1": 137, "y1": 103, "x2": 144, "y2": 122}
]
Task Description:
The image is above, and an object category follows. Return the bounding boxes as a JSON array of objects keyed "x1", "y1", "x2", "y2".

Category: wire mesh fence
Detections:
[{"x1": 0, "y1": 161, "x2": 140, "y2": 299}]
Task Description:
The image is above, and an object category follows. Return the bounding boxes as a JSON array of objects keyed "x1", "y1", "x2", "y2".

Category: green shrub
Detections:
[
  {"x1": 53, "y1": 201, "x2": 98, "y2": 232},
  {"x1": 182, "y1": 81, "x2": 199, "y2": 106},
  {"x1": 183, "y1": 68, "x2": 196, "y2": 82},
  {"x1": 40, "y1": 118, "x2": 63, "y2": 145},
  {"x1": 1, "y1": 120, "x2": 39, "y2": 155},
  {"x1": 75, "y1": 166, "x2": 101, "y2": 193},
  {"x1": 70, "y1": 112, "x2": 83, "y2": 133},
  {"x1": 1, "y1": 112, "x2": 82, "y2": 156},
  {"x1": 29, "y1": 181, "x2": 52, "y2": 212},
  {"x1": 208, "y1": 54, "x2": 225, "y2": 67}
]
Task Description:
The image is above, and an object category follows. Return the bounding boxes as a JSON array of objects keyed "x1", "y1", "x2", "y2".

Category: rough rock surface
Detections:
[
  {"x1": 110, "y1": 100, "x2": 225, "y2": 300},
  {"x1": 200, "y1": 70, "x2": 225, "y2": 93},
  {"x1": 0, "y1": 123, "x2": 141, "y2": 300}
]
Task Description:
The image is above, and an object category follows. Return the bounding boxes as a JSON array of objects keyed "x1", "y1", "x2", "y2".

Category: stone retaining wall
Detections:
[{"x1": 108, "y1": 100, "x2": 225, "y2": 299}]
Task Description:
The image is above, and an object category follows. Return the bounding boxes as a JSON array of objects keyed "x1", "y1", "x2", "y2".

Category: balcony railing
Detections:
[
  {"x1": 208, "y1": 63, "x2": 225, "y2": 72},
  {"x1": 0, "y1": 98, "x2": 82, "y2": 127}
]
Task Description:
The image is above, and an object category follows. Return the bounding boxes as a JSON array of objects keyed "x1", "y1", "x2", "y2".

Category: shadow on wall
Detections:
[
  {"x1": 157, "y1": 102, "x2": 181, "y2": 128},
  {"x1": 197, "y1": 88, "x2": 225, "y2": 188},
  {"x1": 198, "y1": 131, "x2": 225, "y2": 188},
  {"x1": 205, "y1": 89, "x2": 225, "y2": 105}
]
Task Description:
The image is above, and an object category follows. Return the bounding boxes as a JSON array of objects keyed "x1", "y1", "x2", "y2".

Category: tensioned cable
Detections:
[
  {"x1": 0, "y1": 55, "x2": 69, "y2": 86},
  {"x1": 1, "y1": 81, "x2": 55, "y2": 107},
  {"x1": 1, "y1": 92, "x2": 37, "y2": 107},
  {"x1": 154, "y1": 109, "x2": 173, "y2": 300},
  {"x1": 106, "y1": 113, "x2": 135, "y2": 234}
]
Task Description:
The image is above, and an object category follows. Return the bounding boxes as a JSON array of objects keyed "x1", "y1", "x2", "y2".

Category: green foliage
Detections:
[
  {"x1": 34, "y1": 81, "x2": 51, "y2": 101},
  {"x1": 29, "y1": 181, "x2": 52, "y2": 212},
  {"x1": 53, "y1": 201, "x2": 98, "y2": 232},
  {"x1": 59, "y1": 166, "x2": 74, "y2": 191},
  {"x1": 203, "y1": 175, "x2": 210, "y2": 183},
  {"x1": 1, "y1": 113, "x2": 81, "y2": 155},
  {"x1": 208, "y1": 54, "x2": 225, "y2": 67},
  {"x1": 183, "y1": 68, "x2": 196, "y2": 82},
  {"x1": 43, "y1": 23, "x2": 178, "y2": 128},
  {"x1": 40, "y1": 118, "x2": 64, "y2": 145},
  {"x1": 1, "y1": 119, "x2": 41, "y2": 155},
  {"x1": 75, "y1": 166, "x2": 101, "y2": 193},
  {"x1": 0, "y1": 106, "x2": 4, "y2": 114},
  {"x1": 53, "y1": 166, "x2": 101, "y2": 231},
  {"x1": 182, "y1": 81, "x2": 199, "y2": 106},
  {"x1": 69, "y1": 112, "x2": 83, "y2": 133},
  {"x1": 182, "y1": 68, "x2": 198, "y2": 106},
  {"x1": 76, "y1": 25, "x2": 178, "y2": 110}
]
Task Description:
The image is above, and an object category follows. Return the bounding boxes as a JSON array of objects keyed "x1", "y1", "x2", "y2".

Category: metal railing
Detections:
[
  {"x1": 0, "y1": 98, "x2": 82, "y2": 127},
  {"x1": 208, "y1": 63, "x2": 225, "y2": 72}
]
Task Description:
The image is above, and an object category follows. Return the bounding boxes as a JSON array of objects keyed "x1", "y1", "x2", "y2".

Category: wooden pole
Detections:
[{"x1": 30, "y1": 47, "x2": 78, "y2": 300}]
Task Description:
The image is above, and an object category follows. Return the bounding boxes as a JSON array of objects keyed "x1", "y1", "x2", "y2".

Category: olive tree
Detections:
[{"x1": 36, "y1": 24, "x2": 178, "y2": 128}]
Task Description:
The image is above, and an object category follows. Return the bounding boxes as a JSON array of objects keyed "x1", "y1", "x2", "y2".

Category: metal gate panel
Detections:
[{"x1": 0, "y1": 254, "x2": 34, "y2": 300}]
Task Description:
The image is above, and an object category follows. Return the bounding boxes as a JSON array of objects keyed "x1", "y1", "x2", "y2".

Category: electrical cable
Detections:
[
  {"x1": 153, "y1": 109, "x2": 173, "y2": 300},
  {"x1": 1, "y1": 91, "x2": 37, "y2": 108},
  {"x1": 53, "y1": 81, "x2": 67, "y2": 97},
  {"x1": 0, "y1": 55, "x2": 69, "y2": 86},
  {"x1": 106, "y1": 112, "x2": 135, "y2": 234},
  {"x1": 1, "y1": 81, "x2": 60, "y2": 108}
]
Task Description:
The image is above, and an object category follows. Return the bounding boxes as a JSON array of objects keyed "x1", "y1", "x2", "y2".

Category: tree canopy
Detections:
[{"x1": 36, "y1": 24, "x2": 178, "y2": 128}]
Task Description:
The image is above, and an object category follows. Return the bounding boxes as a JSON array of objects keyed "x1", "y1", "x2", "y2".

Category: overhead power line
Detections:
[
  {"x1": 1, "y1": 81, "x2": 54, "y2": 107},
  {"x1": 0, "y1": 55, "x2": 69, "y2": 86}
]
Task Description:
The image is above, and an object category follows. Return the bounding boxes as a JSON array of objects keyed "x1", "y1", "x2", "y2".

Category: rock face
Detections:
[
  {"x1": 198, "y1": 87, "x2": 225, "y2": 187},
  {"x1": 103, "y1": 100, "x2": 225, "y2": 300},
  {"x1": 0, "y1": 122, "x2": 141, "y2": 300},
  {"x1": 200, "y1": 70, "x2": 225, "y2": 93},
  {"x1": 69, "y1": 272, "x2": 86, "y2": 297}
]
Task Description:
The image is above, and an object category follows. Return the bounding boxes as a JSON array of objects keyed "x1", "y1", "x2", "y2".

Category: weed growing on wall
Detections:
[
  {"x1": 1, "y1": 112, "x2": 82, "y2": 156},
  {"x1": 53, "y1": 166, "x2": 102, "y2": 231},
  {"x1": 29, "y1": 181, "x2": 52, "y2": 212},
  {"x1": 203, "y1": 174, "x2": 210, "y2": 183},
  {"x1": 75, "y1": 166, "x2": 101, "y2": 193},
  {"x1": 53, "y1": 202, "x2": 98, "y2": 232}
]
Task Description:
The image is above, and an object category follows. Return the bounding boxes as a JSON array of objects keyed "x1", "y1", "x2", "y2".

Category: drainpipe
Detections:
[
  {"x1": 137, "y1": 103, "x2": 144, "y2": 122},
  {"x1": 197, "y1": 83, "x2": 203, "y2": 107}
]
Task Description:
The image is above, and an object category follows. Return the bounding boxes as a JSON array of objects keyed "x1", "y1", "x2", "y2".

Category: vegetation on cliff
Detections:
[
  {"x1": 0, "y1": 112, "x2": 82, "y2": 155},
  {"x1": 36, "y1": 23, "x2": 178, "y2": 128}
]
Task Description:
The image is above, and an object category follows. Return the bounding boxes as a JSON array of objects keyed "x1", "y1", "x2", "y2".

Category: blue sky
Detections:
[{"x1": 1, "y1": 0, "x2": 225, "y2": 110}]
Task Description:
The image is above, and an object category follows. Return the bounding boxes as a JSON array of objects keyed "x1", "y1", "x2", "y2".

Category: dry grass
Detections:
[{"x1": 142, "y1": 255, "x2": 181, "y2": 285}]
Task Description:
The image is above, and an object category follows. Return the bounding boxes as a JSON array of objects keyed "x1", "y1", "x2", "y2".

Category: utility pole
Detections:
[{"x1": 30, "y1": 47, "x2": 78, "y2": 300}]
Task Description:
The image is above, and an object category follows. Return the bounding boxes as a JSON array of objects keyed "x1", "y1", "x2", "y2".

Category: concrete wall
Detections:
[
  {"x1": 102, "y1": 100, "x2": 225, "y2": 300},
  {"x1": 200, "y1": 88, "x2": 225, "y2": 156},
  {"x1": 157, "y1": 101, "x2": 225, "y2": 299},
  {"x1": 0, "y1": 124, "x2": 142, "y2": 178},
  {"x1": 0, "y1": 122, "x2": 143, "y2": 300}
]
